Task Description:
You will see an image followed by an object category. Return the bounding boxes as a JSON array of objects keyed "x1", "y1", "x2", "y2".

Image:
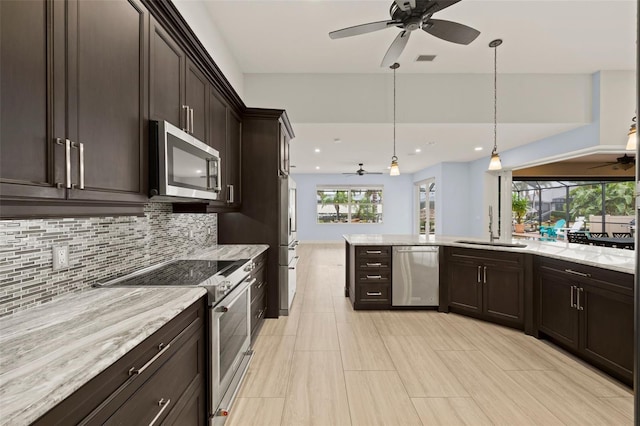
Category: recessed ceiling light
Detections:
[
  {"x1": 387, "y1": 166, "x2": 391, "y2": 169},
  {"x1": 415, "y1": 148, "x2": 422, "y2": 153},
  {"x1": 195, "y1": 169, "x2": 202, "y2": 174},
  {"x1": 314, "y1": 148, "x2": 321, "y2": 153},
  {"x1": 474, "y1": 147, "x2": 483, "y2": 151},
  {"x1": 315, "y1": 166, "x2": 320, "y2": 170}
]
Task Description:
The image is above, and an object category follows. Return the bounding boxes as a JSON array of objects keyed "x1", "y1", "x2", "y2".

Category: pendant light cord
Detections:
[
  {"x1": 493, "y1": 43, "x2": 498, "y2": 155},
  {"x1": 393, "y1": 64, "x2": 397, "y2": 158}
]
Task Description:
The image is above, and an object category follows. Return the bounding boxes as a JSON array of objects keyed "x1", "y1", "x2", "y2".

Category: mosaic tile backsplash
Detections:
[{"x1": 0, "y1": 203, "x2": 217, "y2": 317}]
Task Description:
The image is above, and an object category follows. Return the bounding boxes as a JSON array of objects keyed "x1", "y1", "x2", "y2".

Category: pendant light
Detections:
[
  {"x1": 389, "y1": 62, "x2": 400, "y2": 176},
  {"x1": 488, "y1": 39, "x2": 503, "y2": 171},
  {"x1": 626, "y1": 116, "x2": 637, "y2": 151}
]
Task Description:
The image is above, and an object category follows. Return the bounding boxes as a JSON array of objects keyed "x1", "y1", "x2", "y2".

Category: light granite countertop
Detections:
[
  {"x1": 343, "y1": 234, "x2": 635, "y2": 274},
  {"x1": 0, "y1": 244, "x2": 268, "y2": 425},
  {"x1": 0, "y1": 287, "x2": 206, "y2": 426}
]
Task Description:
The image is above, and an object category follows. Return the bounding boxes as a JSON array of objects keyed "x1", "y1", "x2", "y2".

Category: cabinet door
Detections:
[
  {"x1": 0, "y1": 0, "x2": 65, "y2": 201},
  {"x1": 150, "y1": 16, "x2": 185, "y2": 130},
  {"x1": 67, "y1": 0, "x2": 148, "y2": 203},
  {"x1": 227, "y1": 109, "x2": 242, "y2": 207},
  {"x1": 185, "y1": 58, "x2": 208, "y2": 142},
  {"x1": 448, "y1": 261, "x2": 482, "y2": 315},
  {"x1": 537, "y1": 268, "x2": 579, "y2": 350},
  {"x1": 579, "y1": 284, "x2": 633, "y2": 381},
  {"x1": 483, "y1": 265, "x2": 524, "y2": 326}
]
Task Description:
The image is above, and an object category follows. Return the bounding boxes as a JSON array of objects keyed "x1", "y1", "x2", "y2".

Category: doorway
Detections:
[{"x1": 415, "y1": 179, "x2": 435, "y2": 235}]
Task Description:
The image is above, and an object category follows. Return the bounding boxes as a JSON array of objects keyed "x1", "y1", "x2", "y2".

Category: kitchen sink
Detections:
[{"x1": 455, "y1": 240, "x2": 527, "y2": 248}]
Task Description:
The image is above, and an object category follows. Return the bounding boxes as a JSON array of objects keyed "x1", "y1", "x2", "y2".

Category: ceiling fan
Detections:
[
  {"x1": 343, "y1": 163, "x2": 383, "y2": 176},
  {"x1": 329, "y1": 0, "x2": 480, "y2": 67},
  {"x1": 589, "y1": 154, "x2": 636, "y2": 170}
]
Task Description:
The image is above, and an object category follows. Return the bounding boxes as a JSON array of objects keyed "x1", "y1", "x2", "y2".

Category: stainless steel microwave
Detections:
[{"x1": 149, "y1": 120, "x2": 221, "y2": 201}]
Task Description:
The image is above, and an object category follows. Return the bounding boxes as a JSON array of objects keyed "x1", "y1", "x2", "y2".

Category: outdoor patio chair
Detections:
[
  {"x1": 613, "y1": 232, "x2": 632, "y2": 238},
  {"x1": 588, "y1": 232, "x2": 609, "y2": 238},
  {"x1": 557, "y1": 217, "x2": 585, "y2": 240},
  {"x1": 539, "y1": 219, "x2": 566, "y2": 239},
  {"x1": 567, "y1": 231, "x2": 589, "y2": 244}
]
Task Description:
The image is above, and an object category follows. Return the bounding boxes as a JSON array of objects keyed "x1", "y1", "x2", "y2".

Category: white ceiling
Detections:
[{"x1": 198, "y1": 0, "x2": 637, "y2": 174}]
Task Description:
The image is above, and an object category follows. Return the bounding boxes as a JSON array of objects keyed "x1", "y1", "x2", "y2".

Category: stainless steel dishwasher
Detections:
[{"x1": 392, "y1": 246, "x2": 439, "y2": 307}]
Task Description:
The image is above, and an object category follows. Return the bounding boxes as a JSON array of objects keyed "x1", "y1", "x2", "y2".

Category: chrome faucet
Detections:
[{"x1": 488, "y1": 206, "x2": 498, "y2": 242}]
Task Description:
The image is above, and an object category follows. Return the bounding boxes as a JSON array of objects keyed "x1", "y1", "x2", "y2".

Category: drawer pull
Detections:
[
  {"x1": 256, "y1": 280, "x2": 266, "y2": 290},
  {"x1": 366, "y1": 262, "x2": 382, "y2": 267},
  {"x1": 256, "y1": 309, "x2": 265, "y2": 319},
  {"x1": 366, "y1": 275, "x2": 382, "y2": 279},
  {"x1": 129, "y1": 343, "x2": 171, "y2": 376},
  {"x1": 366, "y1": 292, "x2": 382, "y2": 296},
  {"x1": 366, "y1": 250, "x2": 382, "y2": 254},
  {"x1": 149, "y1": 398, "x2": 171, "y2": 426},
  {"x1": 564, "y1": 269, "x2": 591, "y2": 278}
]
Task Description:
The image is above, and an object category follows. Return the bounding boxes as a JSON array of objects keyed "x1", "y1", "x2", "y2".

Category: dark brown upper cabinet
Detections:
[
  {"x1": 226, "y1": 109, "x2": 242, "y2": 208},
  {"x1": 0, "y1": 0, "x2": 148, "y2": 218},
  {"x1": 150, "y1": 17, "x2": 208, "y2": 143}
]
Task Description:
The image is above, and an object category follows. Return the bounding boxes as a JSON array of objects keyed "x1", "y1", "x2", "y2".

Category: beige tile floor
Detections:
[{"x1": 228, "y1": 243, "x2": 634, "y2": 426}]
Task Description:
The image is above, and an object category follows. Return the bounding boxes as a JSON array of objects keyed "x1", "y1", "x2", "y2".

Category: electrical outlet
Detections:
[{"x1": 52, "y1": 245, "x2": 69, "y2": 270}]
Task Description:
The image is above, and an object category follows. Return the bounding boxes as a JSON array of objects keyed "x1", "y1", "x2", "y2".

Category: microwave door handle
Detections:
[{"x1": 215, "y1": 157, "x2": 221, "y2": 192}]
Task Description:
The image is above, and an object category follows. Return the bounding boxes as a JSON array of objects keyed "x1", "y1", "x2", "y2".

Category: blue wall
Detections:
[{"x1": 292, "y1": 173, "x2": 413, "y2": 241}]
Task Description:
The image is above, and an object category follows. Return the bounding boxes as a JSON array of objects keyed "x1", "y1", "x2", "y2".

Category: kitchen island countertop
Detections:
[{"x1": 343, "y1": 234, "x2": 635, "y2": 274}]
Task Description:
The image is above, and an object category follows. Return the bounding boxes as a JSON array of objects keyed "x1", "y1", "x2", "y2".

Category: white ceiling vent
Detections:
[{"x1": 415, "y1": 55, "x2": 436, "y2": 62}]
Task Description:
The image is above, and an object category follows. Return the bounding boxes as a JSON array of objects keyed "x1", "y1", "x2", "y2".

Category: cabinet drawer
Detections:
[
  {"x1": 447, "y1": 247, "x2": 524, "y2": 268},
  {"x1": 251, "y1": 290, "x2": 267, "y2": 336},
  {"x1": 103, "y1": 323, "x2": 205, "y2": 425},
  {"x1": 537, "y1": 257, "x2": 633, "y2": 295},
  {"x1": 356, "y1": 283, "x2": 390, "y2": 303},
  {"x1": 250, "y1": 267, "x2": 267, "y2": 304},
  {"x1": 252, "y1": 252, "x2": 267, "y2": 274},
  {"x1": 356, "y1": 246, "x2": 391, "y2": 259},
  {"x1": 357, "y1": 270, "x2": 391, "y2": 283},
  {"x1": 357, "y1": 260, "x2": 390, "y2": 270}
]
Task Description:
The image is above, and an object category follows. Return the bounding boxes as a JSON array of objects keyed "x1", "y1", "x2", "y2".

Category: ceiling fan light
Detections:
[
  {"x1": 389, "y1": 156, "x2": 400, "y2": 176},
  {"x1": 488, "y1": 151, "x2": 502, "y2": 171},
  {"x1": 626, "y1": 122, "x2": 637, "y2": 151}
]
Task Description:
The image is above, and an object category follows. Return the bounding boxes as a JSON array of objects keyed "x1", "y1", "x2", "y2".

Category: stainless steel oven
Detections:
[
  {"x1": 149, "y1": 120, "x2": 221, "y2": 201},
  {"x1": 210, "y1": 274, "x2": 254, "y2": 425}
]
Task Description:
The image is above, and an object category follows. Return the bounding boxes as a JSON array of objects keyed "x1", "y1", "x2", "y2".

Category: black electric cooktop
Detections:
[{"x1": 101, "y1": 259, "x2": 247, "y2": 287}]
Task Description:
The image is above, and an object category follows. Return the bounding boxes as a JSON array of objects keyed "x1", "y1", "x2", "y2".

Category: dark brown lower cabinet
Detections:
[
  {"x1": 349, "y1": 246, "x2": 392, "y2": 309},
  {"x1": 250, "y1": 253, "x2": 267, "y2": 342},
  {"x1": 536, "y1": 257, "x2": 633, "y2": 386},
  {"x1": 33, "y1": 297, "x2": 207, "y2": 425},
  {"x1": 445, "y1": 247, "x2": 526, "y2": 330}
]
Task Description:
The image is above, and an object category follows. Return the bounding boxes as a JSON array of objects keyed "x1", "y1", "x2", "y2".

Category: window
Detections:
[{"x1": 316, "y1": 186, "x2": 383, "y2": 224}]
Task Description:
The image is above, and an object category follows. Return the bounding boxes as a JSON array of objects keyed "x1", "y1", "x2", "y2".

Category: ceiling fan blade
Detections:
[
  {"x1": 329, "y1": 20, "x2": 400, "y2": 40},
  {"x1": 366, "y1": 172, "x2": 384, "y2": 175},
  {"x1": 423, "y1": 19, "x2": 480, "y2": 45},
  {"x1": 394, "y1": 0, "x2": 416, "y2": 12},
  {"x1": 588, "y1": 162, "x2": 618, "y2": 169},
  {"x1": 381, "y1": 30, "x2": 411, "y2": 67}
]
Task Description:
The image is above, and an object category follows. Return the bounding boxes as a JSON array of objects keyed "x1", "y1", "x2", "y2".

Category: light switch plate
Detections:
[{"x1": 52, "y1": 245, "x2": 69, "y2": 270}]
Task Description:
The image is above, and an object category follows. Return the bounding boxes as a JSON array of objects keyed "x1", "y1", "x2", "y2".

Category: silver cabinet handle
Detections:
[
  {"x1": 148, "y1": 398, "x2": 171, "y2": 426},
  {"x1": 570, "y1": 285, "x2": 576, "y2": 308},
  {"x1": 182, "y1": 105, "x2": 190, "y2": 132},
  {"x1": 477, "y1": 265, "x2": 481, "y2": 283},
  {"x1": 256, "y1": 280, "x2": 265, "y2": 290},
  {"x1": 71, "y1": 142, "x2": 85, "y2": 189},
  {"x1": 256, "y1": 309, "x2": 265, "y2": 320},
  {"x1": 227, "y1": 184, "x2": 234, "y2": 204},
  {"x1": 366, "y1": 292, "x2": 382, "y2": 296},
  {"x1": 366, "y1": 275, "x2": 382, "y2": 279},
  {"x1": 483, "y1": 266, "x2": 487, "y2": 284},
  {"x1": 128, "y1": 343, "x2": 171, "y2": 376},
  {"x1": 366, "y1": 262, "x2": 382, "y2": 267},
  {"x1": 190, "y1": 107, "x2": 194, "y2": 134},
  {"x1": 577, "y1": 287, "x2": 584, "y2": 310},
  {"x1": 288, "y1": 256, "x2": 300, "y2": 270},
  {"x1": 56, "y1": 138, "x2": 72, "y2": 189},
  {"x1": 366, "y1": 250, "x2": 382, "y2": 254},
  {"x1": 564, "y1": 269, "x2": 591, "y2": 278}
]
